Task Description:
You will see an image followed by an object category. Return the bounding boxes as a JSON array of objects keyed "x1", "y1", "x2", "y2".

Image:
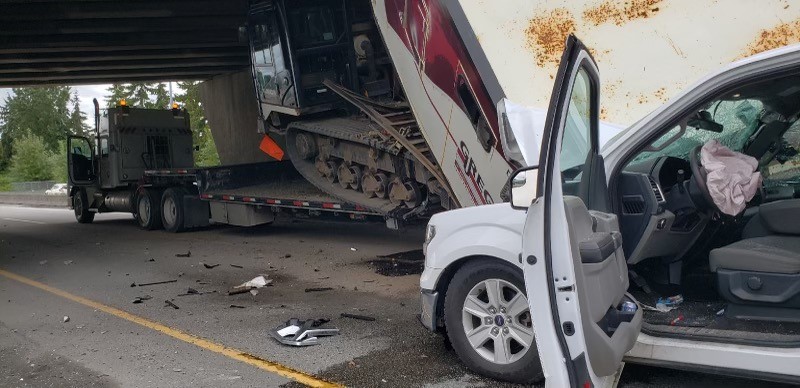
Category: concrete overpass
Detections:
[{"x1": 0, "y1": 0, "x2": 250, "y2": 87}]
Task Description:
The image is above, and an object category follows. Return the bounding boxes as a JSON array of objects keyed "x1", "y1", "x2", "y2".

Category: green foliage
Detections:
[
  {"x1": 106, "y1": 83, "x2": 171, "y2": 108},
  {"x1": 0, "y1": 173, "x2": 11, "y2": 192},
  {"x1": 0, "y1": 86, "x2": 72, "y2": 153},
  {"x1": 9, "y1": 134, "x2": 56, "y2": 181},
  {"x1": 68, "y1": 92, "x2": 90, "y2": 137},
  {"x1": 176, "y1": 81, "x2": 220, "y2": 167},
  {"x1": 49, "y1": 140, "x2": 68, "y2": 183}
]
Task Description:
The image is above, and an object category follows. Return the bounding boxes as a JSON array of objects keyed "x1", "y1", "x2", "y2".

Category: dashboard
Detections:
[{"x1": 617, "y1": 156, "x2": 708, "y2": 266}]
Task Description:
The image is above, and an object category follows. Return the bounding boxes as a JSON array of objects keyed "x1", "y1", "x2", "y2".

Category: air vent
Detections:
[
  {"x1": 622, "y1": 196, "x2": 646, "y2": 214},
  {"x1": 648, "y1": 177, "x2": 664, "y2": 202}
]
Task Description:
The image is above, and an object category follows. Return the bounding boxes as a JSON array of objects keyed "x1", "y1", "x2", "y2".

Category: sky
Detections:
[{"x1": 0, "y1": 83, "x2": 182, "y2": 128}]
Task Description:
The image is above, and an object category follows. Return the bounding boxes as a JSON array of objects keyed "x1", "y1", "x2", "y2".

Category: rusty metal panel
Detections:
[{"x1": 459, "y1": 0, "x2": 800, "y2": 126}]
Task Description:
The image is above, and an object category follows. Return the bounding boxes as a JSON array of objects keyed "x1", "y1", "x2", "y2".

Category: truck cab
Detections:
[
  {"x1": 421, "y1": 38, "x2": 800, "y2": 385},
  {"x1": 68, "y1": 101, "x2": 194, "y2": 224}
]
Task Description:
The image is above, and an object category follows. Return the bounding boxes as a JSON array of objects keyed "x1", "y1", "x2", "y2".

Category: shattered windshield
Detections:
[{"x1": 632, "y1": 99, "x2": 763, "y2": 163}]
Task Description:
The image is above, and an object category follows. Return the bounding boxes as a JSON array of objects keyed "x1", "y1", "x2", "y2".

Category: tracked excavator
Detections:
[{"x1": 245, "y1": 0, "x2": 518, "y2": 224}]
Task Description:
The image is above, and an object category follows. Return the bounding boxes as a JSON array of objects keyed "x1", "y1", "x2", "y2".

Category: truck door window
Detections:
[
  {"x1": 560, "y1": 68, "x2": 593, "y2": 194},
  {"x1": 456, "y1": 75, "x2": 495, "y2": 152},
  {"x1": 100, "y1": 138, "x2": 109, "y2": 157}
]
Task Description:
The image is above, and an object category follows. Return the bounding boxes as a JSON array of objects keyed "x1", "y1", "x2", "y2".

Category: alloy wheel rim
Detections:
[{"x1": 461, "y1": 278, "x2": 533, "y2": 365}]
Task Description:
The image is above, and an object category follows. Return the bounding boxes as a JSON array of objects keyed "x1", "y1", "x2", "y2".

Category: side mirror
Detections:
[{"x1": 509, "y1": 166, "x2": 539, "y2": 209}]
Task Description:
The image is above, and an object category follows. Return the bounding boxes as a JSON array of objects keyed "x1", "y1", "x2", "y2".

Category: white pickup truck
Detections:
[{"x1": 420, "y1": 38, "x2": 800, "y2": 386}]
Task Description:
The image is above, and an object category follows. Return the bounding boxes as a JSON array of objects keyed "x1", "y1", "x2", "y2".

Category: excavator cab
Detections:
[{"x1": 248, "y1": 0, "x2": 394, "y2": 121}]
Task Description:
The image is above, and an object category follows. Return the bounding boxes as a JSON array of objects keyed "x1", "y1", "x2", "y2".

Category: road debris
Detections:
[
  {"x1": 177, "y1": 288, "x2": 202, "y2": 296},
  {"x1": 201, "y1": 262, "x2": 220, "y2": 269},
  {"x1": 350, "y1": 247, "x2": 357, "y2": 251},
  {"x1": 229, "y1": 305, "x2": 245, "y2": 309},
  {"x1": 228, "y1": 275, "x2": 272, "y2": 295},
  {"x1": 283, "y1": 254, "x2": 292, "y2": 258},
  {"x1": 132, "y1": 295, "x2": 152, "y2": 304},
  {"x1": 305, "y1": 287, "x2": 333, "y2": 292},
  {"x1": 175, "y1": 251, "x2": 191, "y2": 258},
  {"x1": 230, "y1": 264, "x2": 243, "y2": 268},
  {"x1": 340, "y1": 313, "x2": 376, "y2": 322},
  {"x1": 63, "y1": 316, "x2": 70, "y2": 323},
  {"x1": 147, "y1": 258, "x2": 155, "y2": 262},
  {"x1": 133, "y1": 279, "x2": 177, "y2": 287},
  {"x1": 63, "y1": 260, "x2": 73, "y2": 265},
  {"x1": 164, "y1": 300, "x2": 180, "y2": 309},
  {"x1": 38, "y1": 260, "x2": 47, "y2": 265},
  {"x1": 371, "y1": 249, "x2": 424, "y2": 276},
  {"x1": 270, "y1": 318, "x2": 339, "y2": 346}
]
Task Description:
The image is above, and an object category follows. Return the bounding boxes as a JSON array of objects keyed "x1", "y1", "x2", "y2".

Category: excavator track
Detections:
[{"x1": 282, "y1": 83, "x2": 458, "y2": 218}]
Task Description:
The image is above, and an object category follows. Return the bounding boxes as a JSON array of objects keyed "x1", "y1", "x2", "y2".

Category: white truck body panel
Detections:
[{"x1": 376, "y1": 0, "x2": 800, "y2": 209}]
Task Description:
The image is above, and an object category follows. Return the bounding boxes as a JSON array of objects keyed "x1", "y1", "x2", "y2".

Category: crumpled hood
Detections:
[{"x1": 701, "y1": 139, "x2": 762, "y2": 216}]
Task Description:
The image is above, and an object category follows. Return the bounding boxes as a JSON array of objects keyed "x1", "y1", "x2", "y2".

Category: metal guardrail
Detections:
[{"x1": 9, "y1": 180, "x2": 57, "y2": 192}]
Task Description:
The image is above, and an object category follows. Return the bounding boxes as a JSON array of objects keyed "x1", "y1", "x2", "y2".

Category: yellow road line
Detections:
[{"x1": 0, "y1": 268, "x2": 342, "y2": 388}]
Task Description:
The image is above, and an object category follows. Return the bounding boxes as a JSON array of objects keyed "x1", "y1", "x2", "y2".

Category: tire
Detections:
[
  {"x1": 135, "y1": 188, "x2": 162, "y2": 230},
  {"x1": 73, "y1": 189, "x2": 94, "y2": 224},
  {"x1": 161, "y1": 187, "x2": 186, "y2": 233},
  {"x1": 444, "y1": 259, "x2": 542, "y2": 384}
]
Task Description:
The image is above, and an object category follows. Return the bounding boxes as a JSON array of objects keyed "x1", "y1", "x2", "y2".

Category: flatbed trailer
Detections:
[{"x1": 141, "y1": 161, "x2": 391, "y2": 232}]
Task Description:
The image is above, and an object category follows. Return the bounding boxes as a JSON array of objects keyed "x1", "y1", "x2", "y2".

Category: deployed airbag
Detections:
[{"x1": 701, "y1": 140, "x2": 762, "y2": 215}]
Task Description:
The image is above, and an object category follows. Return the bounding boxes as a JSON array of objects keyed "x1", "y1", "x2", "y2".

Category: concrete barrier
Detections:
[{"x1": 0, "y1": 192, "x2": 68, "y2": 208}]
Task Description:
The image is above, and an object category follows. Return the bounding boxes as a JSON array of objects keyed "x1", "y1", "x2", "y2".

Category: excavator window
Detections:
[{"x1": 456, "y1": 75, "x2": 496, "y2": 152}]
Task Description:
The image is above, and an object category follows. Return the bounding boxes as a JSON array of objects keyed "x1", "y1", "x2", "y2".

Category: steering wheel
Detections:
[{"x1": 688, "y1": 145, "x2": 721, "y2": 213}]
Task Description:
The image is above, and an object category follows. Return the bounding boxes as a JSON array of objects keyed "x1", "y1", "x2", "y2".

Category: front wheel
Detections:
[
  {"x1": 444, "y1": 259, "x2": 542, "y2": 384},
  {"x1": 73, "y1": 189, "x2": 94, "y2": 224},
  {"x1": 136, "y1": 188, "x2": 162, "y2": 230}
]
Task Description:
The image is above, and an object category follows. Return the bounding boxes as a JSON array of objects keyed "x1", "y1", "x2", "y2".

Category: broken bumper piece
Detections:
[{"x1": 270, "y1": 318, "x2": 339, "y2": 346}]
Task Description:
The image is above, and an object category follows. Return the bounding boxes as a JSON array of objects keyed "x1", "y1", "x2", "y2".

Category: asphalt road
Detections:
[{"x1": 0, "y1": 205, "x2": 792, "y2": 388}]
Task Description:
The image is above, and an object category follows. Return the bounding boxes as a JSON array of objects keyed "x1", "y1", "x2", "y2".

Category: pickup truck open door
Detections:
[{"x1": 510, "y1": 35, "x2": 643, "y2": 387}]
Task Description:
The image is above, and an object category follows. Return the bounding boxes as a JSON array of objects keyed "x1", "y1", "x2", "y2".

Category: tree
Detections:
[
  {"x1": 0, "y1": 86, "x2": 72, "y2": 153},
  {"x1": 105, "y1": 84, "x2": 127, "y2": 107},
  {"x1": 106, "y1": 83, "x2": 171, "y2": 108},
  {"x1": 176, "y1": 81, "x2": 219, "y2": 167},
  {"x1": 9, "y1": 134, "x2": 54, "y2": 181},
  {"x1": 68, "y1": 91, "x2": 90, "y2": 137}
]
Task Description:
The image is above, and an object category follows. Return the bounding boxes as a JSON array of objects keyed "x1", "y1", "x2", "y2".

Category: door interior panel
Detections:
[{"x1": 564, "y1": 196, "x2": 643, "y2": 376}]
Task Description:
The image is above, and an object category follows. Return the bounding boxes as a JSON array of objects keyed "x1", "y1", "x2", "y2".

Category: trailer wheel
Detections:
[
  {"x1": 161, "y1": 188, "x2": 186, "y2": 233},
  {"x1": 73, "y1": 189, "x2": 94, "y2": 224},
  {"x1": 136, "y1": 188, "x2": 162, "y2": 230}
]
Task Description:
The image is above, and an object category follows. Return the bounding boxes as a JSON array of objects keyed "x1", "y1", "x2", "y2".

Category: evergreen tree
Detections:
[
  {"x1": 68, "y1": 91, "x2": 90, "y2": 137},
  {"x1": 105, "y1": 84, "x2": 128, "y2": 107},
  {"x1": 176, "y1": 81, "x2": 219, "y2": 166}
]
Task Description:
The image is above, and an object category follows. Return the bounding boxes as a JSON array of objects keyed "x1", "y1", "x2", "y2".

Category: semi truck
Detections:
[{"x1": 69, "y1": 0, "x2": 800, "y2": 232}]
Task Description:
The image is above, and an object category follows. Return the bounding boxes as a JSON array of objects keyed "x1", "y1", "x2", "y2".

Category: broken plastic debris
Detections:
[
  {"x1": 228, "y1": 275, "x2": 271, "y2": 295},
  {"x1": 201, "y1": 262, "x2": 220, "y2": 269},
  {"x1": 269, "y1": 318, "x2": 339, "y2": 346},
  {"x1": 340, "y1": 313, "x2": 376, "y2": 322},
  {"x1": 305, "y1": 287, "x2": 333, "y2": 292},
  {"x1": 62, "y1": 316, "x2": 70, "y2": 323},
  {"x1": 236, "y1": 275, "x2": 270, "y2": 289},
  {"x1": 164, "y1": 300, "x2": 180, "y2": 309},
  {"x1": 132, "y1": 295, "x2": 152, "y2": 304},
  {"x1": 249, "y1": 289, "x2": 259, "y2": 296},
  {"x1": 656, "y1": 294, "x2": 683, "y2": 312},
  {"x1": 133, "y1": 279, "x2": 177, "y2": 287},
  {"x1": 716, "y1": 308, "x2": 726, "y2": 316},
  {"x1": 350, "y1": 247, "x2": 357, "y2": 251}
]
